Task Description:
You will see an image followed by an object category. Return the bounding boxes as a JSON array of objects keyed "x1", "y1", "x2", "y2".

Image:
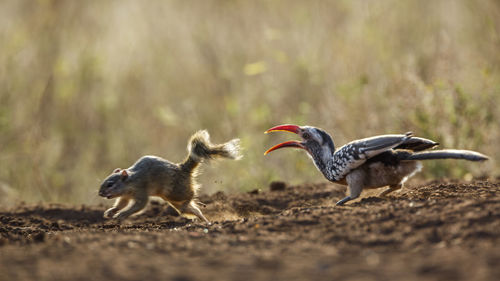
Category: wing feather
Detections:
[
  {"x1": 394, "y1": 137, "x2": 438, "y2": 151},
  {"x1": 329, "y1": 133, "x2": 413, "y2": 180}
]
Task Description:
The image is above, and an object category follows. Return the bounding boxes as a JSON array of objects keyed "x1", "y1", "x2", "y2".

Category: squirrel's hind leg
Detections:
[{"x1": 182, "y1": 201, "x2": 210, "y2": 224}]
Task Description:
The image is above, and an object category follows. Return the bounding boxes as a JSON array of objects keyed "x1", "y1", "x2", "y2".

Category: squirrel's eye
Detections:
[
  {"x1": 302, "y1": 132, "x2": 310, "y2": 140},
  {"x1": 106, "y1": 182, "x2": 114, "y2": 188}
]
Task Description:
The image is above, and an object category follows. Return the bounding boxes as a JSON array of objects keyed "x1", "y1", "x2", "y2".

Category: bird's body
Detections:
[{"x1": 265, "y1": 125, "x2": 488, "y2": 205}]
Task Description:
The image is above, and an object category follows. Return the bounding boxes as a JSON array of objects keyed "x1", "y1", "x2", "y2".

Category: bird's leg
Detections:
[
  {"x1": 336, "y1": 196, "x2": 353, "y2": 206},
  {"x1": 336, "y1": 169, "x2": 365, "y2": 206},
  {"x1": 104, "y1": 197, "x2": 130, "y2": 218},
  {"x1": 378, "y1": 183, "x2": 403, "y2": 197}
]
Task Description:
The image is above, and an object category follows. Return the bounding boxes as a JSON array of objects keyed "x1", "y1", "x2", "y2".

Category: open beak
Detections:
[
  {"x1": 265, "y1": 124, "x2": 301, "y2": 134},
  {"x1": 264, "y1": 124, "x2": 305, "y2": 155}
]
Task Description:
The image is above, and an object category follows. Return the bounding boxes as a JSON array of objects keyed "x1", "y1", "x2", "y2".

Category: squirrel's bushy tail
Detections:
[{"x1": 181, "y1": 130, "x2": 242, "y2": 172}]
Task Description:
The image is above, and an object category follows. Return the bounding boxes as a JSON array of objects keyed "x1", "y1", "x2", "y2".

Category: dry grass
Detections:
[{"x1": 0, "y1": 0, "x2": 498, "y2": 204}]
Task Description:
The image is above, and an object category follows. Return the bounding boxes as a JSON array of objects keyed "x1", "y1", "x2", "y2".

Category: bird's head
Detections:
[{"x1": 264, "y1": 124, "x2": 335, "y2": 162}]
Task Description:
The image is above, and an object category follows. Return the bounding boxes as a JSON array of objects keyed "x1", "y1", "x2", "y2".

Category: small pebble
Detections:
[
  {"x1": 248, "y1": 189, "x2": 261, "y2": 195},
  {"x1": 270, "y1": 181, "x2": 287, "y2": 191}
]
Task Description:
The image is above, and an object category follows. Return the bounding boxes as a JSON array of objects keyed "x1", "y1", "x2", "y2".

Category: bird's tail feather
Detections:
[{"x1": 405, "y1": 149, "x2": 488, "y2": 162}]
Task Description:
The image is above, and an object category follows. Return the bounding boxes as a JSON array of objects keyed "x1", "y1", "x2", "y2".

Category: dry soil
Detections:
[{"x1": 0, "y1": 180, "x2": 499, "y2": 281}]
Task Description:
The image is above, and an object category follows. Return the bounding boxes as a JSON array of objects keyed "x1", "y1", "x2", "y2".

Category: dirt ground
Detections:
[{"x1": 0, "y1": 180, "x2": 499, "y2": 281}]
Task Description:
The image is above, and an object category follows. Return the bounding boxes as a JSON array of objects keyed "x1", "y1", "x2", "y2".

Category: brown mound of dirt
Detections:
[{"x1": 0, "y1": 180, "x2": 499, "y2": 281}]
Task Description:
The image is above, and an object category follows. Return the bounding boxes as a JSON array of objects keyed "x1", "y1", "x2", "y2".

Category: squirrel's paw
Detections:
[
  {"x1": 103, "y1": 208, "x2": 118, "y2": 219},
  {"x1": 113, "y1": 212, "x2": 130, "y2": 221}
]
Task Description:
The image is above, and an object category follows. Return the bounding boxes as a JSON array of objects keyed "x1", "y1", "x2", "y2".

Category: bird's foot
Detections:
[{"x1": 336, "y1": 196, "x2": 352, "y2": 206}]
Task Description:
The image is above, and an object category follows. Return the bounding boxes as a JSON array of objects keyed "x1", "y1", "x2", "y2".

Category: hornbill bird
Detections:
[{"x1": 264, "y1": 124, "x2": 488, "y2": 206}]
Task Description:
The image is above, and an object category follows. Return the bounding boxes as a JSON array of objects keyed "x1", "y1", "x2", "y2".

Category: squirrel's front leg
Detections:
[
  {"x1": 104, "y1": 197, "x2": 130, "y2": 218},
  {"x1": 113, "y1": 193, "x2": 148, "y2": 220}
]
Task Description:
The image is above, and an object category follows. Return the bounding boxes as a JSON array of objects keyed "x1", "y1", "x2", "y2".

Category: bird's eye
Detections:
[{"x1": 302, "y1": 132, "x2": 310, "y2": 140}]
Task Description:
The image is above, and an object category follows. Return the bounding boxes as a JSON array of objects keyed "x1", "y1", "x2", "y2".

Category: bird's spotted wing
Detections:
[{"x1": 329, "y1": 134, "x2": 412, "y2": 180}]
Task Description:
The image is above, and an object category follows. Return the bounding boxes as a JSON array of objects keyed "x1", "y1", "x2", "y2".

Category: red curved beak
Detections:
[
  {"x1": 264, "y1": 124, "x2": 305, "y2": 155},
  {"x1": 265, "y1": 124, "x2": 301, "y2": 134},
  {"x1": 264, "y1": 140, "x2": 305, "y2": 155}
]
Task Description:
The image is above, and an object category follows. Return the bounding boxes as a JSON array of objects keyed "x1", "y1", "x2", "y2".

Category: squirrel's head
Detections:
[{"x1": 98, "y1": 168, "x2": 130, "y2": 199}]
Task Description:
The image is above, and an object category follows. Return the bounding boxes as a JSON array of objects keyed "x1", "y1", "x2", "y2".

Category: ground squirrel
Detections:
[{"x1": 98, "y1": 130, "x2": 241, "y2": 223}]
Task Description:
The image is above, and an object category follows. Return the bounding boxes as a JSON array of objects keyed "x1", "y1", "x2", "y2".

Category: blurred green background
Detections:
[{"x1": 0, "y1": 0, "x2": 498, "y2": 204}]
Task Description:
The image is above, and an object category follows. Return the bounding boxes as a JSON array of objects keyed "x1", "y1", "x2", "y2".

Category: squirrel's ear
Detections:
[
  {"x1": 120, "y1": 170, "x2": 129, "y2": 179},
  {"x1": 114, "y1": 168, "x2": 121, "y2": 173}
]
